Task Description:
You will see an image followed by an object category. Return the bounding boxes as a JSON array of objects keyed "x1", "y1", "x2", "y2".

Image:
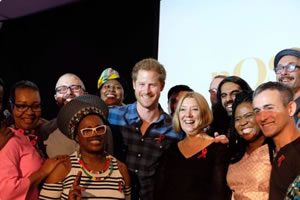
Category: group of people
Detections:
[{"x1": 0, "y1": 47, "x2": 299, "y2": 200}]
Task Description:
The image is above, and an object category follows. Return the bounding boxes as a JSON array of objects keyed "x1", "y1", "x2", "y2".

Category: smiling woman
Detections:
[
  {"x1": 97, "y1": 68, "x2": 125, "y2": 107},
  {"x1": 227, "y1": 91, "x2": 275, "y2": 200},
  {"x1": 155, "y1": 92, "x2": 231, "y2": 200},
  {"x1": 12, "y1": 88, "x2": 41, "y2": 130},
  {"x1": 0, "y1": 80, "x2": 65, "y2": 200},
  {"x1": 39, "y1": 94, "x2": 131, "y2": 200}
]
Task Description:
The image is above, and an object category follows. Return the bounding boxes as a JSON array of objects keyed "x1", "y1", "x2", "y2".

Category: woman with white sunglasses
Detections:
[{"x1": 39, "y1": 95, "x2": 131, "y2": 200}]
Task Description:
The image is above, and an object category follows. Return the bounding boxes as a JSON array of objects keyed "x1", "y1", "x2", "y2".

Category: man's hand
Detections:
[{"x1": 0, "y1": 127, "x2": 14, "y2": 150}]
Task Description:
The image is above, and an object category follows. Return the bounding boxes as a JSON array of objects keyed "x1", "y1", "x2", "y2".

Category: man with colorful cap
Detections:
[
  {"x1": 274, "y1": 48, "x2": 300, "y2": 129},
  {"x1": 97, "y1": 68, "x2": 125, "y2": 106},
  {"x1": 108, "y1": 58, "x2": 184, "y2": 200}
]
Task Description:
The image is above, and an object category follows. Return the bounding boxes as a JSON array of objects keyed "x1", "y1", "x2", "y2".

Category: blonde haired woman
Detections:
[{"x1": 155, "y1": 92, "x2": 231, "y2": 200}]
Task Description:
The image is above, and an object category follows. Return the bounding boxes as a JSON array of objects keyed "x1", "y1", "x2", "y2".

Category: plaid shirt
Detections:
[{"x1": 108, "y1": 102, "x2": 184, "y2": 200}]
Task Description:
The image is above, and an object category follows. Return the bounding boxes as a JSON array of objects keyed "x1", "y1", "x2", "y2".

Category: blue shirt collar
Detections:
[{"x1": 126, "y1": 101, "x2": 171, "y2": 124}]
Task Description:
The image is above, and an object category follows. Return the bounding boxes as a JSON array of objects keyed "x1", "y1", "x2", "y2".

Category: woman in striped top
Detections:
[{"x1": 39, "y1": 94, "x2": 131, "y2": 200}]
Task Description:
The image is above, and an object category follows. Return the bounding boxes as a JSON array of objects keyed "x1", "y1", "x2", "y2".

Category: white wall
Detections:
[{"x1": 158, "y1": 0, "x2": 300, "y2": 112}]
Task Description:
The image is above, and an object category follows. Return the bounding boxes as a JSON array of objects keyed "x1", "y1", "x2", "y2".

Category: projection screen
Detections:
[{"x1": 158, "y1": 0, "x2": 300, "y2": 112}]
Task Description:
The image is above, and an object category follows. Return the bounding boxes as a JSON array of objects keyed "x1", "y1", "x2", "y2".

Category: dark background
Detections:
[{"x1": 0, "y1": 0, "x2": 160, "y2": 119}]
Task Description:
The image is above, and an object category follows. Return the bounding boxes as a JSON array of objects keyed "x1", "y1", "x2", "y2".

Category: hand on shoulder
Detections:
[
  {"x1": 44, "y1": 155, "x2": 71, "y2": 183},
  {"x1": 213, "y1": 132, "x2": 229, "y2": 144}
]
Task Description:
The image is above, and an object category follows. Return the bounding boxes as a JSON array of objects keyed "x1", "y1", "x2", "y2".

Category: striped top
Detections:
[{"x1": 39, "y1": 151, "x2": 131, "y2": 200}]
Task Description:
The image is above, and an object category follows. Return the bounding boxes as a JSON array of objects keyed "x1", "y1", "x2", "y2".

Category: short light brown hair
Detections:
[
  {"x1": 173, "y1": 92, "x2": 213, "y2": 133},
  {"x1": 131, "y1": 58, "x2": 166, "y2": 83}
]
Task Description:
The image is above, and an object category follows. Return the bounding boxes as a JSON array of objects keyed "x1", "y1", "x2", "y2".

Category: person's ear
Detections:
[
  {"x1": 132, "y1": 80, "x2": 136, "y2": 90},
  {"x1": 287, "y1": 101, "x2": 297, "y2": 117},
  {"x1": 160, "y1": 81, "x2": 165, "y2": 92}
]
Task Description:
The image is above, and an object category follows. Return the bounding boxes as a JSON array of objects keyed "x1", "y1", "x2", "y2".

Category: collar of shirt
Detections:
[{"x1": 125, "y1": 102, "x2": 172, "y2": 125}]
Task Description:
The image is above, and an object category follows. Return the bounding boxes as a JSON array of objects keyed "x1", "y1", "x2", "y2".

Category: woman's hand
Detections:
[
  {"x1": 68, "y1": 171, "x2": 85, "y2": 200},
  {"x1": 213, "y1": 132, "x2": 229, "y2": 144},
  {"x1": 39, "y1": 155, "x2": 69, "y2": 178},
  {"x1": 29, "y1": 155, "x2": 69, "y2": 187}
]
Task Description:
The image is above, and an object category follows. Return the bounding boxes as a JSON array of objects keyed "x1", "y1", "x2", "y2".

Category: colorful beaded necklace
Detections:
[{"x1": 78, "y1": 152, "x2": 113, "y2": 181}]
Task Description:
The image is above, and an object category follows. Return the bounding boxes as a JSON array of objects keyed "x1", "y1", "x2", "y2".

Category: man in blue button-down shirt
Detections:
[{"x1": 108, "y1": 58, "x2": 184, "y2": 200}]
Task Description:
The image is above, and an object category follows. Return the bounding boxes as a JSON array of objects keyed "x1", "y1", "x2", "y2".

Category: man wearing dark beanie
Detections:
[{"x1": 274, "y1": 48, "x2": 300, "y2": 129}]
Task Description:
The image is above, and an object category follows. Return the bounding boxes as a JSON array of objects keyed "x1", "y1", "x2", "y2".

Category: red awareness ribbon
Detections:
[
  {"x1": 277, "y1": 154, "x2": 285, "y2": 167},
  {"x1": 197, "y1": 148, "x2": 207, "y2": 159},
  {"x1": 154, "y1": 135, "x2": 165, "y2": 143}
]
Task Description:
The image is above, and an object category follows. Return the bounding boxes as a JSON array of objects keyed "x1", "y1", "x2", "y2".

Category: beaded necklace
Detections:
[{"x1": 78, "y1": 152, "x2": 113, "y2": 181}]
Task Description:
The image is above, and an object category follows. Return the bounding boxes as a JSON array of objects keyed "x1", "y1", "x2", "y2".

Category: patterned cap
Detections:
[
  {"x1": 97, "y1": 68, "x2": 121, "y2": 89},
  {"x1": 57, "y1": 94, "x2": 108, "y2": 140}
]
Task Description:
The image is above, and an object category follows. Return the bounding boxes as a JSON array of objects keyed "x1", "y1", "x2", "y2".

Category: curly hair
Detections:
[{"x1": 228, "y1": 91, "x2": 275, "y2": 164}]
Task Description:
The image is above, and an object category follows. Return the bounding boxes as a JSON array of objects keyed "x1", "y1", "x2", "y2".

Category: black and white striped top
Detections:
[{"x1": 39, "y1": 151, "x2": 131, "y2": 200}]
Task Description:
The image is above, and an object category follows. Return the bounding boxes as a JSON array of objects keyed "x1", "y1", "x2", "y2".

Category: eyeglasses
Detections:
[
  {"x1": 55, "y1": 85, "x2": 83, "y2": 94},
  {"x1": 275, "y1": 64, "x2": 300, "y2": 74},
  {"x1": 102, "y1": 84, "x2": 123, "y2": 90},
  {"x1": 79, "y1": 125, "x2": 107, "y2": 137},
  {"x1": 13, "y1": 102, "x2": 41, "y2": 112}
]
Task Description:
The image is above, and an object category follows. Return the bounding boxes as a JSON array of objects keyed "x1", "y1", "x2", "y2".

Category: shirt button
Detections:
[
  {"x1": 141, "y1": 138, "x2": 144, "y2": 142},
  {"x1": 160, "y1": 145, "x2": 163, "y2": 149},
  {"x1": 135, "y1": 127, "x2": 139, "y2": 131},
  {"x1": 137, "y1": 153, "x2": 142, "y2": 157},
  {"x1": 134, "y1": 169, "x2": 139, "y2": 173}
]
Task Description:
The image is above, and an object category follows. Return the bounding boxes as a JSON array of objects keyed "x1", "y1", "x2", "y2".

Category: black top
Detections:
[
  {"x1": 269, "y1": 137, "x2": 300, "y2": 200},
  {"x1": 154, "y1": 142, "x2": 231, "y2": 200}
]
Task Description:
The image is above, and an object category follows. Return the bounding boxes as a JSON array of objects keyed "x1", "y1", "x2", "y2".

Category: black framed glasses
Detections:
[
  {"x1": 275, "y1": 64, "x2": 300, "y2": 74},
  {"x1": 55, "y1": 85, "x2": 83, "y2": 94},
  {"x1": 13, "y1": 102, "x2": 41, "y2": 112},
  {"x1": 79, "y1": 125, "x2": 107, "y2": 137}
]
